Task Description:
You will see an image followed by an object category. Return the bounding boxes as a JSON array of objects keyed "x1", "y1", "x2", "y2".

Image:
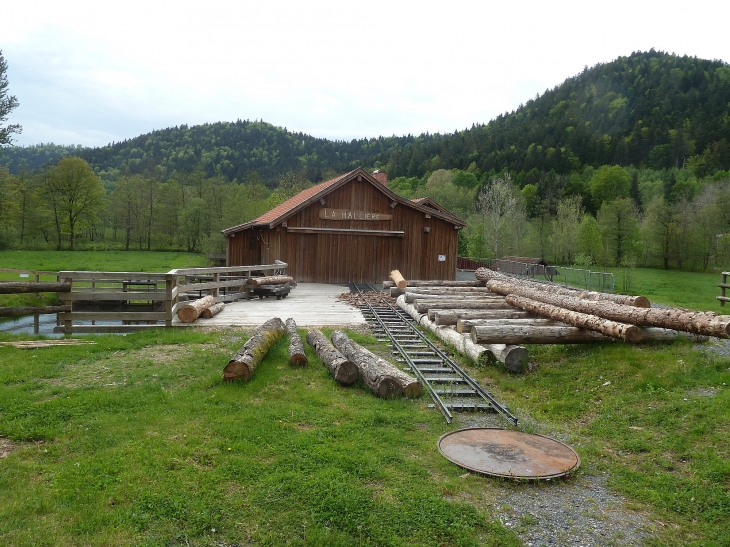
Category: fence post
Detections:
[
  {"x1": 165, "y1": 273, "x2": 177, "y2": 327},
  {"x1": 62, "y1": 275, "x2": 73, "y2": 334}
]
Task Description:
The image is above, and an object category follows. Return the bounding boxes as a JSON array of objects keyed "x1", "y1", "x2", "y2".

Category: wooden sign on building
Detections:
[{"x1": 221, "y1": 168, "x2": 466, "y2": 284}]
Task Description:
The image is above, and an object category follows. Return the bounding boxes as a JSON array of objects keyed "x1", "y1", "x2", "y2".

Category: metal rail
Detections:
[{"x1": 353, "y1": 283, "x2": 518, "y2": 426}]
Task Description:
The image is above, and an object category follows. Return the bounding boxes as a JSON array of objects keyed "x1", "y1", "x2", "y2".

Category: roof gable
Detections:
[{"x1": 222, "y1": 167, "x2": 466, "y2": 235}]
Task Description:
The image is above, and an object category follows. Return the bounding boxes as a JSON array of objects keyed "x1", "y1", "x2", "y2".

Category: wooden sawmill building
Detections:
[{"x1": 222, "y1": 168, "x2": 467, "y2": 283}]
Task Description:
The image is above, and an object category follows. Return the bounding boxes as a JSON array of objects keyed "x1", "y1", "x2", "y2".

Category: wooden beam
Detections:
[{"x1": 286, "y1": 226, "x2": 405, "y2": 237}]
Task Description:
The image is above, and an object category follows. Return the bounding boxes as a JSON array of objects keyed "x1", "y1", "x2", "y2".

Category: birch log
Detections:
[
  {"x1": 178, "y1": 295, "x2": 216, "y2": 323},
  {"x1": 223, "y1": 317, "x2": 286, "y2": 381},
  {"x1": 201, "y1": 302, "x2": 225, "y2": 318},
  {"x1": 331, "y1": 330, "x2": 422, "y2": 398},
  {"x1": 305, "y1": 329, "x2": 358, "y2": 384},
  {"x1": 286, "y1": 318, "x2": 308, "y2": 366}
]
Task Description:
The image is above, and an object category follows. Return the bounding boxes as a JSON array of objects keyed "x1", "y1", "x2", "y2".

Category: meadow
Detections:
[{"x1": 0, "y1": 252, "x2": 728, "y2": 545}]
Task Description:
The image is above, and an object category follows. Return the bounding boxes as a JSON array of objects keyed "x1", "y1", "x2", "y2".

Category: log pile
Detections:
[
  {"x1": 223, "y1": 317, "x2": 286, "y2": 381},
  {"x1": 477, "y1": 267, "x2": 730, "y2": 340},
  {"x1": 331, "y1": 330, "x2": 422, "y2": 398},
  {"x1": 177, "y1": 295, "x2": 217, "y2": 323}
]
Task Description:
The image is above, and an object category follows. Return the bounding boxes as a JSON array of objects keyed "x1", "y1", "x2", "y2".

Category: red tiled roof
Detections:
[
  {"x1": 222, "y1": 167, "x2": 466, "y2": 235},
  {"x1": 255, "y1": 170, "x2": 355, "y2": 225}
]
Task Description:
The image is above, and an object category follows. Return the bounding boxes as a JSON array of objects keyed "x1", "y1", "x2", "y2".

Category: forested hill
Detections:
[
  {"x1": 388, "y1": 50, "x2": 730, "y2": 180},
  {"x1": 2, "y1": 50, "x2": 729, "y2": 183}
]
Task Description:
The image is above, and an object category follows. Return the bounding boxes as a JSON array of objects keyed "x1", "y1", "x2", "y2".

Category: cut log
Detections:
[
  {"x1": 476, "y1": 267, "x2": 650, "y2": 307},
  {"x1": 406, "y1": 293, "x2": 507, "y2": 304},
  {"x1": 0, "y1": 305, "x2": 71, "y2": 317},
  {"x1": 223, "y1": 317, "x2": 286, "y2": 381},
  {"x1": 247, "y1": 275, "x2": 294, "y2": 286},
  {"x1": 490, "y1": 278, "x2": 730, "y2": 339},
  {"x1": 286, "y1": 318, "x2": 308, "y2": 366},
  {"x1": 201, "y1": 302, "x2": 225, "y2": 318},
  {"x1": 505, "y1": 295, "x2": 643, "y2": 342},
  {"x1": 390, "y1": 270, "x2": 407, "y2": 290},
  {"x1": 331, "y1": 330, "x2": 422, "y2": 398},
  {"x1": 384, "y1": 280, "x2": 485, "y2": 288},
  {"x1": 397, "y1": 295, "x2": 528, "y2": 372},
  {"x1": 306, "y1": 329, "x2": 359, "y2": 385},
  {"x1": 471, "y1": 325, "x2": 609, "y2": 344},
  {"x1": 457, "y1": 318, "x2": 557, "y2": 333},
  {"x1": 0, "y1": 281, "x2": 71, "y2": 294},
  {"x1": 416, "y1": 299, "x2": 508, "y2": 313},
  {"x1": 177, "y1": 295, "x2": 216, "y2": 323},
  {"x1": 428, "y1": 308, "x2": 532, "y2": 322},
  {"x1": 471, "y1": 323, "x2": 708, "y2": 344}
]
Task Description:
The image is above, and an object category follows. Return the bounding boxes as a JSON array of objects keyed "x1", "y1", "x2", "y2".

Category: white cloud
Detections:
[{"x1": 3, "y1": 0, "x2": 730, "y2": 147}]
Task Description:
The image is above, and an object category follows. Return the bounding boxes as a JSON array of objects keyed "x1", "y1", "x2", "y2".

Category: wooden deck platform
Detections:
[{"x1": 171, "y1": 283, "x2": 366, "y2": 327}]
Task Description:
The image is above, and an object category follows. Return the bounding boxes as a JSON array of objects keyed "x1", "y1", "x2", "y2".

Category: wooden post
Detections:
[
  {"x1": 212, "y1": 272, "x2": 220, "y2": 298},
  {"x1": 718, "y1": 272, "x2": 730, "y2": 306},
  {"x1": 62, "y1": 277, "x2": 73, "y2": 334},
  {"x1": 165, "y1": 273, "x2": 177, "y2": 327}
]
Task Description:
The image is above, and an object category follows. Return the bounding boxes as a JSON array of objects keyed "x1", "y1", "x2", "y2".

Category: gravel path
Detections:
[{"x1": 452, "y1": 413, "x2": 655, "y2": 546}]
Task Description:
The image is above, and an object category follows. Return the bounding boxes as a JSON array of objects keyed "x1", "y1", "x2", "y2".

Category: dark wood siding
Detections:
[{"x1": 226, "y1": 176, "x2": 459, "y2": 283}]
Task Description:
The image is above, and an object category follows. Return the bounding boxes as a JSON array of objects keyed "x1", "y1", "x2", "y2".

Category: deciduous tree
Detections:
[{"x1": 0, "y1": 50, "x2": 21, "y2": 148}]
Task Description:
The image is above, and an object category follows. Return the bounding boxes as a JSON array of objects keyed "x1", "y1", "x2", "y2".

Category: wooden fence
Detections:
[
  {"x1": 0, "y1": 261, "x2": 288, "y2": 334},
  {"x1": 718, "y1": 271, "x2": 730, "y2": 306}
]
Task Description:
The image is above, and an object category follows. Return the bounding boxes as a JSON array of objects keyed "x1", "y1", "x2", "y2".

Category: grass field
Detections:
[{"x1": 0, "y1": 252, "x2": 729, "y2": 545}]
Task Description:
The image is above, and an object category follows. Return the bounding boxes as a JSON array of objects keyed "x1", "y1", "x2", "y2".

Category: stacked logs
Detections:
[
  {"x1": 474, "y1": 267, "x2": 720, "y2": 342},
  {"x1": 178, "y1": 295, "x2": 224, "y2": 323},
  {"x1": 390, "y1": 269, "x2": 710, "y2": 373}
]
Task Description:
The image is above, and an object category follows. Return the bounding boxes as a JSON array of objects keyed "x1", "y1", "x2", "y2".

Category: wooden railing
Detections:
[{"x1": 53, "y1": 261, "x2": 288, "y2": 334}]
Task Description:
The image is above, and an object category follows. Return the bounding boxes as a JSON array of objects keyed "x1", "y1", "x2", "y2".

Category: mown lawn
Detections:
[
  {"x1": 1, "y1": 253, "x2": 729, "y2": 545},
  {"x1": 0, "y1": 328, "x2": 519, "y2": 546}
]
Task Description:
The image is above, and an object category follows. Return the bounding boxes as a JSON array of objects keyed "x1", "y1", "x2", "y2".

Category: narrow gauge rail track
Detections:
[{"x1": 353, "y1": 283, "x2": 518, "y2": 426}]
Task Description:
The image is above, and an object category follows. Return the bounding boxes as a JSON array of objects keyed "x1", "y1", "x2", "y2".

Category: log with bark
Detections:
[
  {"x1": 457, "y1": 317, "x2": 556, "y2": 333},
  {"x1": 331, "y1": 330, "x2": 422, "y2": 398},
  {"x1": 397, "y1": 296, "x2": 528, "y2": 372},
  {"x1": 476, "y1": 267, "x2": 651, "y2": 307},
  {"x1": 406, "y1": 293, "x2": 506, "y2": 304},
  {"x1": 427, "y1": 308, "x2": 532, "y2": 322},
  {"x1": 471, "y1": 324, "x2": 609, "y2": 344},
  {"x1": 415, "y1": 299, "x2": 508, "y2": 313},
  {"x1": 223, "y1": 317, "x2": 286, "y2": 381},
  {"x1": 0, "y1": 305, "x2": 71, "y2": 317},
  {"x1": 201, "y1": 302, "x2": 225, "y2": 318},
  {"x1": 305, "y1": 329, "x2": 359, "y2": 385},
  {"x1": 392, "y1": 286, "x2": 498, "y2": 298},
  {"x1": 489, "y1": 278, "x2": 730, "y2": 339},
  {"x1": 286, "y1": 318, "x2": 308, "y2": 366},
  {"x1": 246, "y1": 275, "x2": 294, "y2": 286},
  {"x1": 470, "y1": 323, "x2": 707, "y2": 344},
  {"x1": 383, "y1": 280, "x2": 485, "y2": 288},
  {"x1": 0, "y1": 281, "x2": 71, "y2": 294},
  {"x1": 177, "y1": 295, "x2": 217, "y2": 323},
  {"x1": 505, "y1": 294, "x2": 643, "y2": 342},
  {"x1": 390, "y1": 269, "x2": 407, "y2": 290}
]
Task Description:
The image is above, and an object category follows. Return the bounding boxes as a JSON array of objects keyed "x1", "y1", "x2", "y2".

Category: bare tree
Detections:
[{"x1": 476, "y1": 174, "x2": 525, "y2": 258}]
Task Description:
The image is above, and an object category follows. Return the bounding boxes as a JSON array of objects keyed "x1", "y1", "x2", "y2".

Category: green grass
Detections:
[
  {"x1": 606, "y1": 267, "x2": 725, "y2": 312},
  {"x1": 0, "y1": 328, "x2": 519, "y2": 546},
  {"x1": 2, "y1": 252, "x2": 729, "y2": 544},
  {"x1": 0, "y1": 250, "x2": 207, "y2": 308}
]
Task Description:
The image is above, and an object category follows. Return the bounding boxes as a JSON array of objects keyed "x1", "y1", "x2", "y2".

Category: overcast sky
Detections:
[{"x1": 4, "y1": 0, "x2": 730, "y2": 149}]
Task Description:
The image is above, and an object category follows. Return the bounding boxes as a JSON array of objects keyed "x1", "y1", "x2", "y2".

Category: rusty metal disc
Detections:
[{"x1": 438, "y1": 428, "x2": 580, "y2": 480}]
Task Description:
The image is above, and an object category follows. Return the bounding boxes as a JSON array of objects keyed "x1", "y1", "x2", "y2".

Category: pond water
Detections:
[{"x1": 0, "y1": 314, "x2": 62, "y2": 336}]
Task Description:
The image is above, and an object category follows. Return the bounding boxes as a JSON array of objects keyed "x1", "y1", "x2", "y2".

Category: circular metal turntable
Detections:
[{"x1": 438, "y1": 428, "x2": 580, "y2": 480}]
